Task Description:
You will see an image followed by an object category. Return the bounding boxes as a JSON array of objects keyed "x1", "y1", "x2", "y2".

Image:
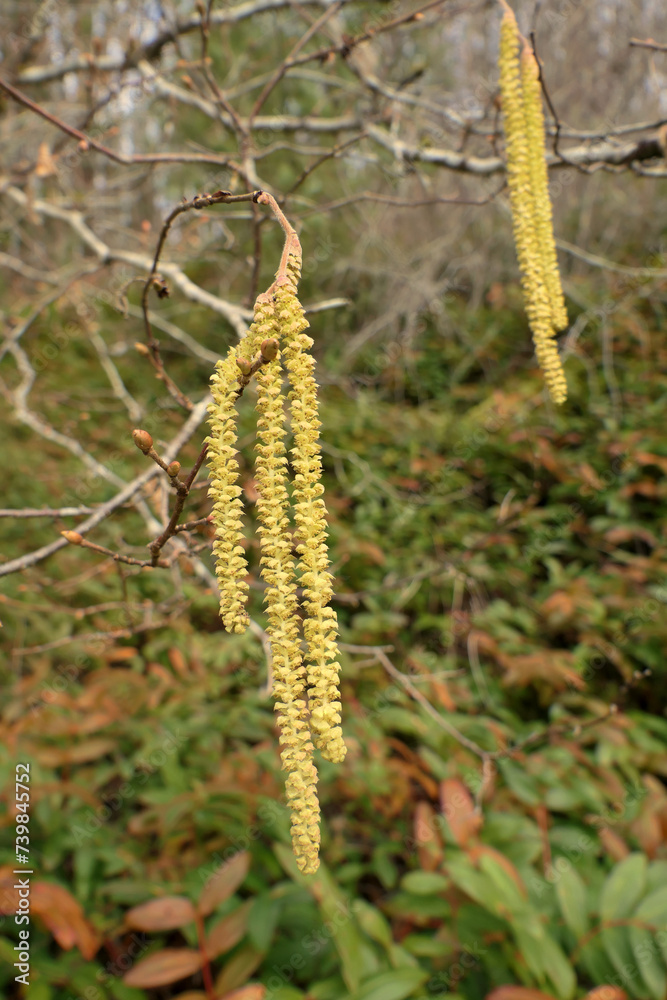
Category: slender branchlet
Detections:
[
  {"x1": 498, "y1": 6, "x2": 568, "y2": 406},
  {"x1": 205, "y1": 196, "x2": 346, "y2": 872}
]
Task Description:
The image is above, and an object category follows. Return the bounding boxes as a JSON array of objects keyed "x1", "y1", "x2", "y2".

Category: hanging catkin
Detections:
[
  {"x1": 498, "y1": 4, "x2": 568, "y2": 405},
  {"x1": 206, "y1": 195, "x2": 345, "y2": 873}
]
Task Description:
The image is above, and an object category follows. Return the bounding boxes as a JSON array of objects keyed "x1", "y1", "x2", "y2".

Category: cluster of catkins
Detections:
[
  {"x1": 206, "y1": 218, "x2": 345, "y2": 874},
  {"x1": 498, "y1": 3, "x2": 569, "y2": 405}
]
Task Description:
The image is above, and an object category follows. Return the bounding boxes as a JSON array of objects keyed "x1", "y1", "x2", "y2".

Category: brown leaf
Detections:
[
  {"x1": 583, "y1": 989, "x2": 628, "y2": 1000},
  {"x1": 33, "y1": 738, "x2": 117, "y2": 765},
  {"x1": 125, "y1": 896, "x2": 197, "y2": 932},
  {"x1": 598, "y1": 827, "x2": 630, "y2": 861},
  {"x1": 35, "y1": 142, "x2": 58, "y2": 178},
  {"x1": 31, "y1": 882, "x2": 101, "y2": 959},
  {"x1": 205, "y1": 901, "x2": 251, "y2": 960},
  {"x1": 440, "y1": 778, "x2": 481, "y2": 847},
  {"x1": 198, "y1": 852, "x2": 250, "y2": 917},
  {"x1": 218, "y1": 986, "x2": 266, "y2": 1000},
  {"x1": 413, "y1": 801, "x2": 443, "y2": 871},
  {"x1": 168, "y1": 647, "x2": 189, "y2": 678},
  {"x1": 486, "y1": 989, "x2": 557, "y2": 1000},
  {"x1": 540, "y1": 590, "x2": 576, "y2": 627},
  {"x1": 103, "y1": 646, "x2": 137, "y2": 662},
  {"x1": 123, "y1": 948, "x2": 203, "y2": 988},
  {"x1": 499, "y1": 650, "x2": 585, "y2": 692}
]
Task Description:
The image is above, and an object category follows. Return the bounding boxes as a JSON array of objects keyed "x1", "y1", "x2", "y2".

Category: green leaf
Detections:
[
  {"x1": 478, "y1": 854, "x2": 528, "y2": 916},
  {"x1": 599, "y1": 853, "x2": 648, "y2": 921},
  {"x1": 647, "y1": 862, "x2": 667, "y2": 894},
  {"x1": 579, "y1": 937, "x2": 622, "y2": 986},
  {"x1": 386, "y1": 943, "x2": 419, "y2": 970},
  {"x1": 634, "y1": 885, "x2": 667, "y2": 927},
  {"x1": 539, "y1": 933, "x2": 577, "y2": 1000},
  {"x1": 555, "y1": 866, "x2": 590, "y2": 940},
  {"x1": 600, "y1": 926, "x2": 636, "y2": 983},
  {"x1": 448, "y1": 858, "x2": 506, "y2": 913},
  {"x1": 247, "y1": 893, "x2": 280, "y2": 951},
  {"x1": 345, "y1": 968, "x2": 428, "y2": 1000},
  {"x1": 512, "y1": 922, "x2": 547, "y2": 983},
  {"x1": 498, "y1": 759, "x2": 541, "y2": 806},
  {"x1": 629, "y1": 925, "x2": 667, "y2": 1000},
  {"x1": 400, "y1": 871, "x2": 449, "y2": 895},
  {"x1": 353, "y1": 899, "x2": 393, "y2": 948}
]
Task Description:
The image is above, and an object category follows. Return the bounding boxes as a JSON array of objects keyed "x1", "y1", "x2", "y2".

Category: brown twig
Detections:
[
  {"x1": 61, "y1": 531, "x2": 170, "y2": 569},
  {"x1": 139, "y1": 189, "x2": 262, "y2": 411},
  {"x1": 629, "y1": 37, "x2": 667, "y2": 53},
  {"x1": 146, "y1": 440, "x2": 210, "y2": 565},
  {"x1": 173, "y1": 515, "x2": 212, "y2": 534},
  {"x1": 0, "y1": 75, "x2": 237, "y2": 170},
  {"x1": 248, "y1": 1, "x2": 344, "y2": 125}
]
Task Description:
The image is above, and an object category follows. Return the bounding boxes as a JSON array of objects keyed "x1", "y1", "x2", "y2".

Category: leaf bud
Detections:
[
  {"x1": 236, "y1": 357, "x2": 252, "y2": 375},
  {"x1": 61, "y1": 530, "x2": 83, "y2": 545},
  {"x1": 132, "y1": 429, "x2": 153, "y2": 454},
  {"x1": 260, "y1": 337, "x2": 279, "y2": 362},
  {"x1": 166, "y1": 461, "x2": 181, "y2": 478},
  {"x1": 134, "y1": 342, "x2": 150, "y2": 357}
]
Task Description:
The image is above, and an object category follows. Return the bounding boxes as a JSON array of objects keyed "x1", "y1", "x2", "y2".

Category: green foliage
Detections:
[{"x1": 2, "y1": 265, "x2": 667, "y2": 999}]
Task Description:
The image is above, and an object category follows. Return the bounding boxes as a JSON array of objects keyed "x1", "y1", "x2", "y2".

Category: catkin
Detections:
[
  {"x1": 207, "y1": 226, "x2": 345, "y2": 872},
  {"x1": 499, "y1": 7, "x2": 568, "y2": 406},
  {"x1": 254, "y1": 351, "x2": 321, "y2": 873},
  {"x1": 207, "y1": 345, "x2": 250, "y2": 633},
  {"x1": 276, "y1": 277, "x2": 346, "y2": 765}
]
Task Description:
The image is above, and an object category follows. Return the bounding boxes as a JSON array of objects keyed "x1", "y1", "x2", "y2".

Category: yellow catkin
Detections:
[
  {"x1": 521, "y1": 45, "x2": 568, "y2": 333},
  {"x1": 254, "y1": 350, "x2": 321, "y2": 874},
  {"x1": 275, "y1": 264, "x2": 346, "y2": 766},
  {"x1": 207, "y1": 346, "x2": 250, "y2": 633},
  {"x1": 499, "y1": 9, "x2": 567, "y2": 406},
  {"x1": 241, "y1": 290, "x2": 279, "y2": 361}
]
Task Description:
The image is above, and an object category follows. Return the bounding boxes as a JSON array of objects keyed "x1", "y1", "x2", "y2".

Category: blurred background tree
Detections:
[{"x1": 1, "y1": 2, "x2": 667, "y2": 1000}]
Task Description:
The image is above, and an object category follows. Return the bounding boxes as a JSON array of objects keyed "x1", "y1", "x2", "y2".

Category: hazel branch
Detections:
[
  {"x1": 138, "y1": 189, "x2": 264, "y2": 412},
  {"x1": 60, "y1": 530, "x2": 170, "y2": 569}
]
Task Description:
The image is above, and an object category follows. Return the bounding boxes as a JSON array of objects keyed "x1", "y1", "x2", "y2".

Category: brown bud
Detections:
[
  {"x1": 236, "y1": 357, "x2": 252, "y2": 375},
  {"x1": 260, "y1": 337, "x2": 279, "y2": 362},
  {"x1": 134, "y1": 342, "x2": 150, "y2": 357},
  {"x1": 61, "y1": 530, "x2": 83, "y2": 545},
  {"x1": 166, "y1": 461, "x2": 181, "y2": 478},
  {"x1": 132, "y1": 428, "x2": 153, "y2": 454}
]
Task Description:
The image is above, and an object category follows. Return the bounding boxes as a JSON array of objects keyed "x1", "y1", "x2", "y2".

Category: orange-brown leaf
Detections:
[
  {"x1": 33, "y1": 738, "x2": 117, "y2": 765},
  {"x1": 123, "y1": 948, "x2": 202, "y2": 988},
  {"x1": 598, "y1": 827, "x2": 630, "y2": 861},
  {"x1": 205, "y1": 901, "x2": 252, "y2": 960},
  {"x1": 31, "y1": 882, "x2": 101, "y2": 959},
  {"x1": 125, "y1": 896, "x2": 197, "y2": 932},
  {"x1": 198, "y1": 852, "x2": 250, "y2": 916},
  {"x1": 413, "y1": 801, "x2": 443, "y2": 871},
  {"x1": 35, "y1": 142, "x2": 58, "y2": 178},
  {"x1": 486, "y1": 988, "x2": 557, "y2": 1000},
  {"x1": 583, "y1": 989, "x2": 628, "y2": 1000},
  {"x1": 218, "y1": 986, "x2": 266, "y2": 1000},
  {"x1": 440, "y1": 778, "x2": 481, "y2": 847}
]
